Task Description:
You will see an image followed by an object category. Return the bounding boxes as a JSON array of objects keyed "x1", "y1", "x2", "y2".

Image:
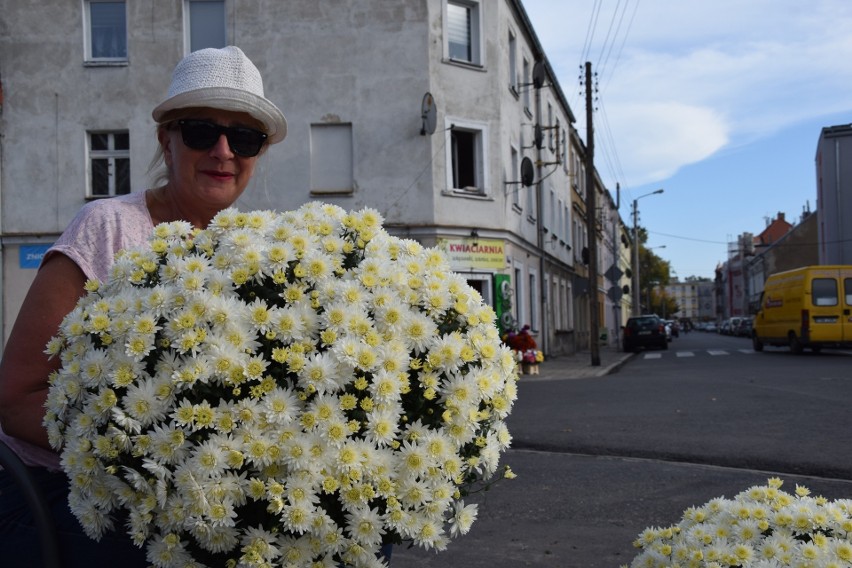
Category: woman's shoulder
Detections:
[
  {"x1": 47, "y1": 192, "x2": 155, "y2": 282},
  {"x1": 76, "y1": 191, "x2": 149, "y2": 218}
]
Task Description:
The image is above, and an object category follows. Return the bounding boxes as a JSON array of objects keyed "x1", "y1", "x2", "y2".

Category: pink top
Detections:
[{"x1": 0, "y1": 191, "x2": 155, "y2": 470}]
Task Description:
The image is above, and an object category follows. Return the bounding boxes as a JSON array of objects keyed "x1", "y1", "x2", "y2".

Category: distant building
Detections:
[
  {"x1": 664, "y1": 278, "x2": 715, "y2": 322},
  {"x1": 717, "y1": 212, "x2": 797, "y2": 319},
  {"x1": 816, "y1": 124, "x2": 852, "y2": 264},
  {"x1": 744, "y1": 210, "x2": 818, "y2": 312}
]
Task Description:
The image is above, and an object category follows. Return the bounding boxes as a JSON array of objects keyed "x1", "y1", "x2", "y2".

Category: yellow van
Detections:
[{"x1": 752, "y1": 265, "x2": 852, "y2": 353}]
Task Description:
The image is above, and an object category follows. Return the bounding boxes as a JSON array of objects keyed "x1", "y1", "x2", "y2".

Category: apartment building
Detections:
[{"x1": 0, "y1": 0, "x2": 630, "y2": 355}]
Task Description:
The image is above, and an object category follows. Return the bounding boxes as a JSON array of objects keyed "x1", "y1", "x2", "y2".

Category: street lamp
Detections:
[{"x1": 632, "y1": 189, "x2": 664, "y2": 316}]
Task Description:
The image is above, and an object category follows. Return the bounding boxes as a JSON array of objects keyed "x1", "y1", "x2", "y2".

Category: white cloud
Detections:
[
  {"x1": 603, "y1": 101, "x2": 729, "y2": 185},
  {"x1": 523, "y1": 0, "x2": 852, "y2": 188}
]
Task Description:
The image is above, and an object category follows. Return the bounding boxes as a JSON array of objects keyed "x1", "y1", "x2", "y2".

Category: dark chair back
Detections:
[{"x1": 0, "y1": 438, "x2": 61, "y2": 568}]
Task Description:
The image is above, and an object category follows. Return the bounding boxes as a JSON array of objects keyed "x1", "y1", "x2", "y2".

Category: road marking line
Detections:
[
  {"x1": 644, "y1": 353, "x2": 663, "y2": 359},
  {"x1": 676, "y1": 351, "x2": 694, "y2": 357},
  {"x1": 708, "y1": 350, "x2": 729, "y2": 356},
  {"x1": 738, "y1": 349, "x2": 754, "y2": 354}
]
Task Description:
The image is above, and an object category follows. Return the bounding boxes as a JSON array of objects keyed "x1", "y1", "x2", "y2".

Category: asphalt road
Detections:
[{"x1": 392, "y1": 331, "x2": 852, "y2": 567}]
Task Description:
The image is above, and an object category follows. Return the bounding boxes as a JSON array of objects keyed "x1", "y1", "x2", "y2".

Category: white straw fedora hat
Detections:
[{"x1": 152, "y1": 46, "x2": 287, "y2": 144}]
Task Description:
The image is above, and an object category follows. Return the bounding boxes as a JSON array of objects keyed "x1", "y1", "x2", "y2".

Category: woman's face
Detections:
[{"x1": 159, "y1": 108, "x2": 265, "y2": 214}]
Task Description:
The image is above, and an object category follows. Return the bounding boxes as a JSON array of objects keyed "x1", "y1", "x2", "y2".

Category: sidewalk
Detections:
[{"x1": 520, "y1": 344, "x2": 634, "y2": 380}]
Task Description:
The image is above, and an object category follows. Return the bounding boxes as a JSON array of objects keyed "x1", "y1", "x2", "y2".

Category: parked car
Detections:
[
  {"x1": 704, "y1": 322, "x2": 718, "y2": 333},
  {"x1": 622, "y1": 315, "x2": 669, "y2": 352},
  {"x1": 720, "y1": 317, "x2": 743, "y2": 335},
  {"x1": 735, "y1": 318, "x2": 753, "y2": 337},
  {"x1": 666, "y1": 320, "x2": 680, "y2": 338}
]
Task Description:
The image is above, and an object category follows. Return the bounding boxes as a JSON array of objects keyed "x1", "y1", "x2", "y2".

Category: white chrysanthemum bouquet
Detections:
[
  {"x1": 626, "y1": 478, "x2": 852, "y2": 568},
  {"x1": 44, "y1": 202, "x2": 518, "y2": 568}
]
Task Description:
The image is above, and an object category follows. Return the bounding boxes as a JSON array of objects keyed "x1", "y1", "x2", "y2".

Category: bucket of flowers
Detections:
[
  {"x1": 624, "y1": 477, "x2": 852, "y2": 567},
  {"x1": 502, "y1": 325, "x2": 542, "y2": 374},
  {"x1": 44, "y1": 202, "x2": 518, "y2": 568}
]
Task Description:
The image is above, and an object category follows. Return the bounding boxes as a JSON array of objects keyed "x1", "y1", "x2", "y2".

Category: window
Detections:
[
  {"x1": 557, "y1": 199, "x2": 563, "y2": 241},
  {"x1": 446, "y1": 119, "x2": 488, "y2": 195},
  {"x1": 547, "y1": 103, "x2": 554, "y2": 150},
  {"x1": 310, "y1": 124, "x2": 353, "y2": 194},
  {"x1": 526, "y1": 167, "x2": 535, "y2": 218},
  {"x1": 846, "y1": 278, "x2": 852, "y2": 305},
  {"x1": 446, "y1": 1, "x2": 481, "y2": 65},
  {"x1": 529, "y1": 271, "x2": 538, "y2": 331},
  {"x1": 508, "y1": 29, "x2": 517, "y2": 93},
  {"x1": 86, "y1": 1, "x2": 127, "y2": 61},
  {"x1": 89, "y1": 131, "x2": 130, "y2": 197},
  {"x1": 511, "y1": 145, "x2": 521, "y2": 208},
  {"x1": 186, "y1": 0, "x2": 226, "y2": 52},
  {"x1": 522, "y1": 58, "x2": 531, "y2": 112},
  {"x1": 812, "y1": 278, "x2": 838, "y2": 306},
  {"x1": 549, "y1": 189, "x2": 556, "y2": 232},
  {"x1": 514, "y1": 266, "x2": 523, "y2": 326}
]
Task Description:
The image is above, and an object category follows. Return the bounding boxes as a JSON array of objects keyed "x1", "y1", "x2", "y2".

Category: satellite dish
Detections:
[
  {"x1": 520, "y1": 157, "x2": 535, "y2": 187},
  {"x1": 420, "y1": 92, "x2": 437, "y2": 135},
  {"x1": 532, "y1": 60, "x2": 546, "y2": 89}
]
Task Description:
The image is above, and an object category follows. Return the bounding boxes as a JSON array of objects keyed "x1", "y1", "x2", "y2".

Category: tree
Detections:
[{"x1": 635, "y1": 227, "x2": 674, "y2": 314}]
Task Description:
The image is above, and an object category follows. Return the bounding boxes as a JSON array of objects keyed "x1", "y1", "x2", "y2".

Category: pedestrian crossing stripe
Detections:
[{"x1": 641, "y1": 349, "x2": 756, "y2": 359}]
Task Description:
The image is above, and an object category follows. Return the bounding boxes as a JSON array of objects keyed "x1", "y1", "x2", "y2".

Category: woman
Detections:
[{"x1": 0, "y1": 45, "x2": 287, "y2": 566}]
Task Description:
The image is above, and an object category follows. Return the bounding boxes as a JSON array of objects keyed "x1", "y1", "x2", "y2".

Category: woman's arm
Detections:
[{"x1": 0, "y1": 254, "x2": 87, "y2": 449}]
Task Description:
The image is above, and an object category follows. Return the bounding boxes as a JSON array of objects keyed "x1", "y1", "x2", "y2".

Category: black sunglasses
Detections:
[{"x1": 177, "y1": 119, "x2": 268, "y2": 157}]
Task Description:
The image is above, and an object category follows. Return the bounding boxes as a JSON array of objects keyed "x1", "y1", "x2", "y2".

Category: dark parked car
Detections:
[
  {"x1": 622, "y1": 315, "x2": 669, "y2": 352},
  {"x1": 735, "y1": 317, "x2": 753, "y2": 337}
]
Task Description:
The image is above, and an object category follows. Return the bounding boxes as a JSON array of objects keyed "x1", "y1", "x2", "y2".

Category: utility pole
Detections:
[{"x1": 584, "y1": 61, "x2": 600, "y2": 366}]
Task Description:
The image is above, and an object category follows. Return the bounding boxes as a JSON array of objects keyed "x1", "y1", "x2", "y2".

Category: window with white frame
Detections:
[
  {"x1": 549, "y1": 189, "x2": 556, "y2": 233},
  {"x1": 529, "y1": 271, "x2": 538, "y2": 331},
  {"x1": 89, "y1": 131, "x2": 130, "y2": 197},
  {"x1": 446, "y1": 119, "x2": 488, "y2": 194},
  {"x1": 514, "y1": 266, "x2": 523, "y2": 327},
  {"x1": 522, "y1": 58, "x2": 531, "y2": 113},
  {"x1": 310, "y1": 123, "x2": 354, "y2": 194},
  {"x1": 525, "y1": 168, "x2": 535, "y2": 218},
  {"x1": 547, "y1": 103, "x2": 554, "y2": 150},
  {"x1": 85, "y1": 1, "x2": 127, "y2": 61},
  {"x1": 557, "y1": 199, "x2": 564, "y2": 241},
  {"x1": 186, "y1": 0, "x2": 226, "y2": 52},
  {"x1": 446, "y1": 1, "x2": 481, "y2": 65},
  {"x1": 511, "y1": 144, "x2": 521, "y2": 208},
  {"x1": 508, "y1": 29, "x2": 517, "y2": 93},
  {"x1": 551, "y1": 278, "x2": 559, "y2": 330}
]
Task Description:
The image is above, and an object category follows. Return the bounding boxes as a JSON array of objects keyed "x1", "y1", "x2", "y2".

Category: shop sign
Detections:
[
  {"x1": 19, "y1": 244, "x2": 51, "y2": 269},
  {"x1": 438, "y1": 238, "x2": 506, "y2": 270}
]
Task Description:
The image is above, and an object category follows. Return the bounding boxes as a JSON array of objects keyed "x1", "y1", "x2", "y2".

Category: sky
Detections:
[{"x1": 522, "y1": 0, "x2": 852, "y2": 279}]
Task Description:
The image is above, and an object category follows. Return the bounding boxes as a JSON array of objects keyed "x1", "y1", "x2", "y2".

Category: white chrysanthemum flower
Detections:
[
  {"x1": 400, "y1": 311, "x2": 439, "y2": 354},
  {"x1": 346, "y1": 506, "x2": 386, "y2": 547},
  {"x1": 261, "y1": 386, "x2": 301, "y2": 425},
  {"x1": 364, "y1": 407, "x2": 400, "y2": 448},
  {"x1": 122, "y1": 377, "x2": 169, "y2": 427},
  {"x1": 449, "y1": 501, "x2": 478, "y2": 537}
]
